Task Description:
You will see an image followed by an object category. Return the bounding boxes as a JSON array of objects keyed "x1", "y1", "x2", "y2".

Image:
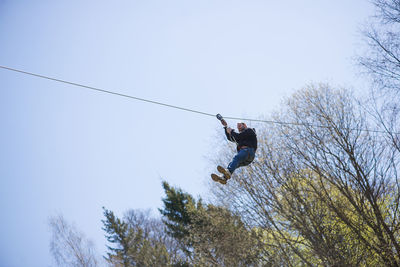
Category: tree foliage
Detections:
[
  {"x1": 160, "y1": 181, "x2": 263, "y2": 266},
  {"x1": 159, "y1": 181, "x2": 196, "y2": 247},
  {"x1": 102, "y1": 208, "x2": 171, "y2": 267}
]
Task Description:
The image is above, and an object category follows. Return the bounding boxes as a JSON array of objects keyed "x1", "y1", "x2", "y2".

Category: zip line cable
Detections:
[
  {"x1": 0, "y1": 65, "x2": 397, "y2": 135},
  {"x1": 0, "y1": 65, "x2": 215, "y2": 118}
]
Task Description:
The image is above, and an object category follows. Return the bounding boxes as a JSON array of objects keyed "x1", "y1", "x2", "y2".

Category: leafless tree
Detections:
[
  {"x1": 358, "y1": 0, "x2": 400, "y2": 161},
  {"x1": 49, "y1": 214, "x2": 99, "y2": 267},
  {"x1": 359, "y1": 0, "x2": 400, "y2": 95}
]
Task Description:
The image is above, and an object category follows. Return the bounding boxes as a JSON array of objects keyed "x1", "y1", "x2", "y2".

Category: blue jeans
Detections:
[{"x1": 228, "y1": 147, "x2": 255, "y2": 174}]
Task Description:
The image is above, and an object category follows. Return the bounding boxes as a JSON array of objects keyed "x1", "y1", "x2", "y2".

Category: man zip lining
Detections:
[{"x1": 211, "y1": 114, "x2": 258, "y2": 184}]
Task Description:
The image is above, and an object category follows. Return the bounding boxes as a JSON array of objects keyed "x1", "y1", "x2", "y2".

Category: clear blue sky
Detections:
[{"x1": 0, "y1": 1, "x2": 374, "y2": 266}]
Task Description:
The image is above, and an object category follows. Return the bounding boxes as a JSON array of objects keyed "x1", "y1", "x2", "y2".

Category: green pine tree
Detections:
[
  {"x1": 159, "y1": 181, "x2": 196, "y2": 243},
  {"x1": 102, "y1": 207, "x2": 171, "y2": 266},
  {"x1": 102, "y1": 207, "x2": 133, "y2": 266},
  {"x1": 159, "y1": 181, "x2": 262, "y2": 266}
]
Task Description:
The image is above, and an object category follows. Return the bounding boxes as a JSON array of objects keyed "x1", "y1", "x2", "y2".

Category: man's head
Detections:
[{"x1": 237, "y1": 122, "x2": 247, "y2": 132}]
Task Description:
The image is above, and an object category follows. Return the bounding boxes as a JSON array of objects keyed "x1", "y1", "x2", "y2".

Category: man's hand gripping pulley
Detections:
[{"x1": 216, "y1": 113, "x2": 227, "y2": 127}]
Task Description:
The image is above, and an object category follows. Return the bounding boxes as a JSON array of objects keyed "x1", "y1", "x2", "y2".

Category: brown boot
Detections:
[
  {"x1": 217, "y1": 166, "x2": 231, "y2": 180},
  {"x1": 211, "y1": 174, "x2": 227, "y2": 185}
]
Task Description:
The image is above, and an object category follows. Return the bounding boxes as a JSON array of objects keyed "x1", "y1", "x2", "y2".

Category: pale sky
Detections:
[{"x1": 0, "y1": 1, "x2": 374, "y2": 266}]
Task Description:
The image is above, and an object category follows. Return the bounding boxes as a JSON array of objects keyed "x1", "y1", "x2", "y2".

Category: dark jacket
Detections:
[{"x1": 225, "y1": 127, "x2": 257, "y2": 152}]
